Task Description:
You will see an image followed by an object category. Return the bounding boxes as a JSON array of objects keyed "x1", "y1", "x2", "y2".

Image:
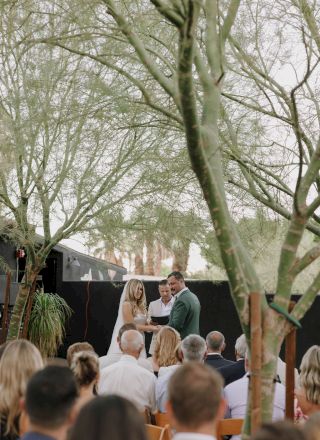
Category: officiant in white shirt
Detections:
[{"x1": 148, "y1": 279, "x2": 175, "y2": 354}]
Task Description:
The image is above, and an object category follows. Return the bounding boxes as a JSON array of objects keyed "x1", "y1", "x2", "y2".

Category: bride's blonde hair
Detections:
[{"x1": 124, "y1": 279, "x2": 147, "y2": 315}]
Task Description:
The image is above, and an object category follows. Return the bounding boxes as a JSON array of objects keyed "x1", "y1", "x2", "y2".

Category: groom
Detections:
[{"x1": 167, "y1": 271, "x2": 200, "y2": 339}]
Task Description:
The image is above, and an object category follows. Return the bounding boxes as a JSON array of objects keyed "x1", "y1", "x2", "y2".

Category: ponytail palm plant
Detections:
[{"x1": 28, "y1": 292, "x2": 72, "y2": 358}]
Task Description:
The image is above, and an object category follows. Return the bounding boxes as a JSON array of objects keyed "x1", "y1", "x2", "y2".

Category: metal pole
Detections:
[
  {"x1": 0, "y1": 272, "x2": 11, "y2": 343},
  {"x1": 285, "y1": 302, "x2": 296, "y2": 420},
  {"x1": 250, "y1": 291, "x2": 262, "y2": 433}
]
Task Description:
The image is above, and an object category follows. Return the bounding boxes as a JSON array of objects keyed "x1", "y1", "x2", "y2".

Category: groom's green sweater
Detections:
[{"x1": 168, "y1": 289, "x2": 200, "y2": 339}]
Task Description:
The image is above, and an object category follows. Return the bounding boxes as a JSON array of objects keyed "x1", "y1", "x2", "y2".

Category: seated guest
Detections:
[
  {"x1": 224, "y1": 352, "x2": 285, "y2": 438},
  {"x1": 166, "y1": 362, "x2": 226, "y2": 439},
  {"x1": 295, "y1": 345, "x2": 320, "y2": 423},
  {"x1": 148, "y1": 326, "x2": 181, "y2": 375},
  {"x1": 21, "y1": 366, "x2": 78, "y2": 440},
  {"x1": 156, "y1": 334, "x2": 207, "y2": 413},
  {"x1": 69, "y1": 395, "x2": 148, "y2": 440},
  {"x1": 205, "y1": 331, "x2": 235, "y2": 369},
  {"x1": 218, "y1": 334, "x2": 246, "y2": 385},
  {"x1": 0, "y1": 339, "x2": 44, "y2": 440},
  {"x1": 70, "y1": 351, "x2": 99, "y2": 410},
  {"x1": 276, "y1": 356, "x2": 299, "y2": 387},
  {"x1": 99, "y1": 323, "x2": 153, "y2": 372},
  {"x1": 66, "y1": 342, "x2": 95, "y2": 367},
  {"x1": 99, "y1": 330, "x2": 156, "y2": 412},
  {"x1": 251, "y1": 420, "x2": 306, "y2": 440}
]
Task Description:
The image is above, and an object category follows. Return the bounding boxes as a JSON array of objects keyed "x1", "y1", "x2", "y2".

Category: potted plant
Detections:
[{"x1": 28, "y1": 291, "x2": 72, "y2": 358}]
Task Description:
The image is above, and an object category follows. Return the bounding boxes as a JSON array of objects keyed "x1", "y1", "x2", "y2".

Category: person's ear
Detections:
[
  {"x1": 19, "y1": 398, "x2": 25, "y2": 411},
  {"x1": 165, "y1": 401, "x2": 176, "y2": 426},
  {"x1": 68, "y1": 404, "x2": 79, "y2": 426},
  {"x1": 216, "y1": 398, "x2": 227, "y2": 420}
]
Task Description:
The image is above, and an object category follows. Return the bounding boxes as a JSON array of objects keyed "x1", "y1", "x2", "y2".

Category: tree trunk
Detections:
[
  {"x1": 134, "y1": 253, "x2": 144, "y2": 275},
  {"x1": 172, "y1": 241, "x2": 190, "y2": 273},
  {"x1": 7, "y1": 264, "x2": 40, "y2": 340},
  {"x1": 154, "y1": 242, "x2": 162, "y2": 276},
  {"x1": 145, "y1": 239, "x2": 155, "y2": 275}
]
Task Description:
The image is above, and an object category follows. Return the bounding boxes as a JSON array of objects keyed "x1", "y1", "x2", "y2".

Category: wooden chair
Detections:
[
  {"x1": 216, "y1": 418, "x2": 243, "y2": 439},
  {"x1": 154, "y1": 411, "x2": 170, "y2": 427},
  {"x1": 146, "y1": 424, "x2": 171, "y2": 440},
  {"x1": 141, "y1": 408, "x2": 152, "y2": 424}
]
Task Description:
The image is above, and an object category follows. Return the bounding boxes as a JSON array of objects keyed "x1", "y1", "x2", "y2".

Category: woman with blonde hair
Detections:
[
  {"x1": 150, "y1": 326, "x2": 181, "y2": 375},
  {"x1": 0, "y1": 339, "x2": 43, "y2": 439},
  {"x1": 70, "y1": 350, "x2": 99, "y2": 410},
  {"x1": 105, "y1": 279, "x2": 159, "y2": 365},
  {"x1": 295, "y1": 345, "x2": 320, "y2": 423}
]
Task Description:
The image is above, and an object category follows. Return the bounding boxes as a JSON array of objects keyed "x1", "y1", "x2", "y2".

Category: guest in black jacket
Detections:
[
  {"x1": 218, "y1": 334, "x2": 246, "y2": 386},
  {"x1": 205, "y1": 331, "x2": 235, "y2": 370}
]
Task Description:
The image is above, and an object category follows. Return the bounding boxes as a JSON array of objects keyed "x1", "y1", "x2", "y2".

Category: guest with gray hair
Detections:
[
  {"x1": 205, "y1": 331, "x2": 235, "y2": 370},
  {"x1": 180, "y1": 334, "x2": 207, "y2": 362},
  {"x1": 218, "y1": 334, "x2": 247, "y2": 386},
  {"x1": 156, "y1": 334, "x2": 207, "y2": 413},
  {"x1": 98, "y1": 330, "x2": 156, "y2": 412}
]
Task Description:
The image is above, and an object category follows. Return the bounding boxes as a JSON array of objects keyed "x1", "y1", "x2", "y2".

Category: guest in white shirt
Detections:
[
  {"x1": 224, "y1": 352, "x2": 285, "y2": 439},
  {"x1": 99, "y1": 330, "x2": 157, "y2": 412},
  {"x1": 148, "y1": 280, "x2": 175, "y2": 355},
  {"x1": 166, "y1": 362, "x2": 226, "y2": 440},
  {"x1": 156, "y1": 334, "x2": 207, "y2": 412}
]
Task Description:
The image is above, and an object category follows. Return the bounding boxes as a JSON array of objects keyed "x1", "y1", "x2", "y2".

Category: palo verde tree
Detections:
[
  {"x1": 6, "y1": 0, "x2": 320, "y2": 434},
  {"x1": 0, "y1": 5, "x2": 164, "y2": 339}
]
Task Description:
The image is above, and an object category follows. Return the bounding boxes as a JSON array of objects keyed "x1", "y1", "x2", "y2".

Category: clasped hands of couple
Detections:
[{"x1": 146, "y1": 321, "x2": 162, "y2": 333}]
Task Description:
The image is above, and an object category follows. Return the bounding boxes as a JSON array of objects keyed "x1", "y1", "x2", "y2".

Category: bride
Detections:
[{"x1": 105, "y1": 279, "x2": 159, "y2": 365}]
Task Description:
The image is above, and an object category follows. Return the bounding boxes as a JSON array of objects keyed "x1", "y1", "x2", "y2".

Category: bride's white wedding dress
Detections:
[{"x1": 104, "y1": 282, "x2": 147, "y2": 366}]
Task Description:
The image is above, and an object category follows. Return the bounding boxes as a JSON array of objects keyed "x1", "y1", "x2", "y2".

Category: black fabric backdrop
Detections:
[{"x1": 59, "y1": 280, "x2": 320, "y2": 365}]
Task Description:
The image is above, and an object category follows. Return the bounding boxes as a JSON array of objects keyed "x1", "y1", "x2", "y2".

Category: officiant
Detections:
[{"x1": 148, "y1": 279, "x2": 175, "y2": 354}]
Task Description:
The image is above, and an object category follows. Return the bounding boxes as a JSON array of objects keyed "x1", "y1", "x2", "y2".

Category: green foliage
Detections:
[{"x1": 28, "y1": 292, "x2": 73, "y2": 358}]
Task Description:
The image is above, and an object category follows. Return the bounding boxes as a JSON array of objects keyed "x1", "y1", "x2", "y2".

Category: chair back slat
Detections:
[
  {"x1": 146, "y1": 424, "x2": 171, "y2": 440},
  {"x1": 217, "y1": 418, "x2": 243, "y2": 439},
  {"x1": 154, "y1": 412, "x2": 170, "y2": 427}
]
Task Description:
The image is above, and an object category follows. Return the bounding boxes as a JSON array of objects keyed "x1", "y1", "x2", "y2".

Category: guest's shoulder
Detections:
[
  {"x1": 100, "y1": 362, "x2": 118, "y2": 376},
  {"x1": 139, "y1": 364, "x2": 157, "y2": 381}
]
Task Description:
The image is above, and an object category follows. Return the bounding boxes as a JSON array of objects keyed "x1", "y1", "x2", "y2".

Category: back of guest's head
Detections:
[
  {"x1": 299, "y1": 345, "x2": 320, "y2": 405},
  {"x1": 69, "y1": 395, "x2": 148, "y2": 440},
  {"x1": 251, "y1": 420, "x2": 306, "y2": 440},
  {"x1": 154, "y1": 326, "x2": 181, "y2": 367},
  {"x1": 206, "y1": 331, "x2": 225, "y2": 351},
  {"x1": 66, "y1": 341, "x2": 95, "y2": 366},
  {"x1": 303, "y1": 412, "x2": 320, "y2": 440},
  {"x1": 118, "y1": 322, "x2": 137, "y2": 341},
  {"x1": 181, "y1": 334, "x2": 207, "y2": 362},
  {"x1": 26, "y1": 366, "x2": 78, "y2": 429},
  {"x1": 168, "y1": 362, "x2": 223, "y2": 429},
  {"x1": 167, "y1": 271, "x2": 184, "y2": 281},
  {"x1": 71, "y1": 351, "x2": 99, "y2": 387},
  {"x1": 235, "y1": 334, "x2": 247, "y2": 358},
  {"x1": 46, "y1": 357, "x2": 68, "y2": 367},
  {"x1": 121, "y1": 330, "x2": 144, "y2": 353},
  {"x1": 0, "y1": 339, "x2": 43, "y2": 435}
]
